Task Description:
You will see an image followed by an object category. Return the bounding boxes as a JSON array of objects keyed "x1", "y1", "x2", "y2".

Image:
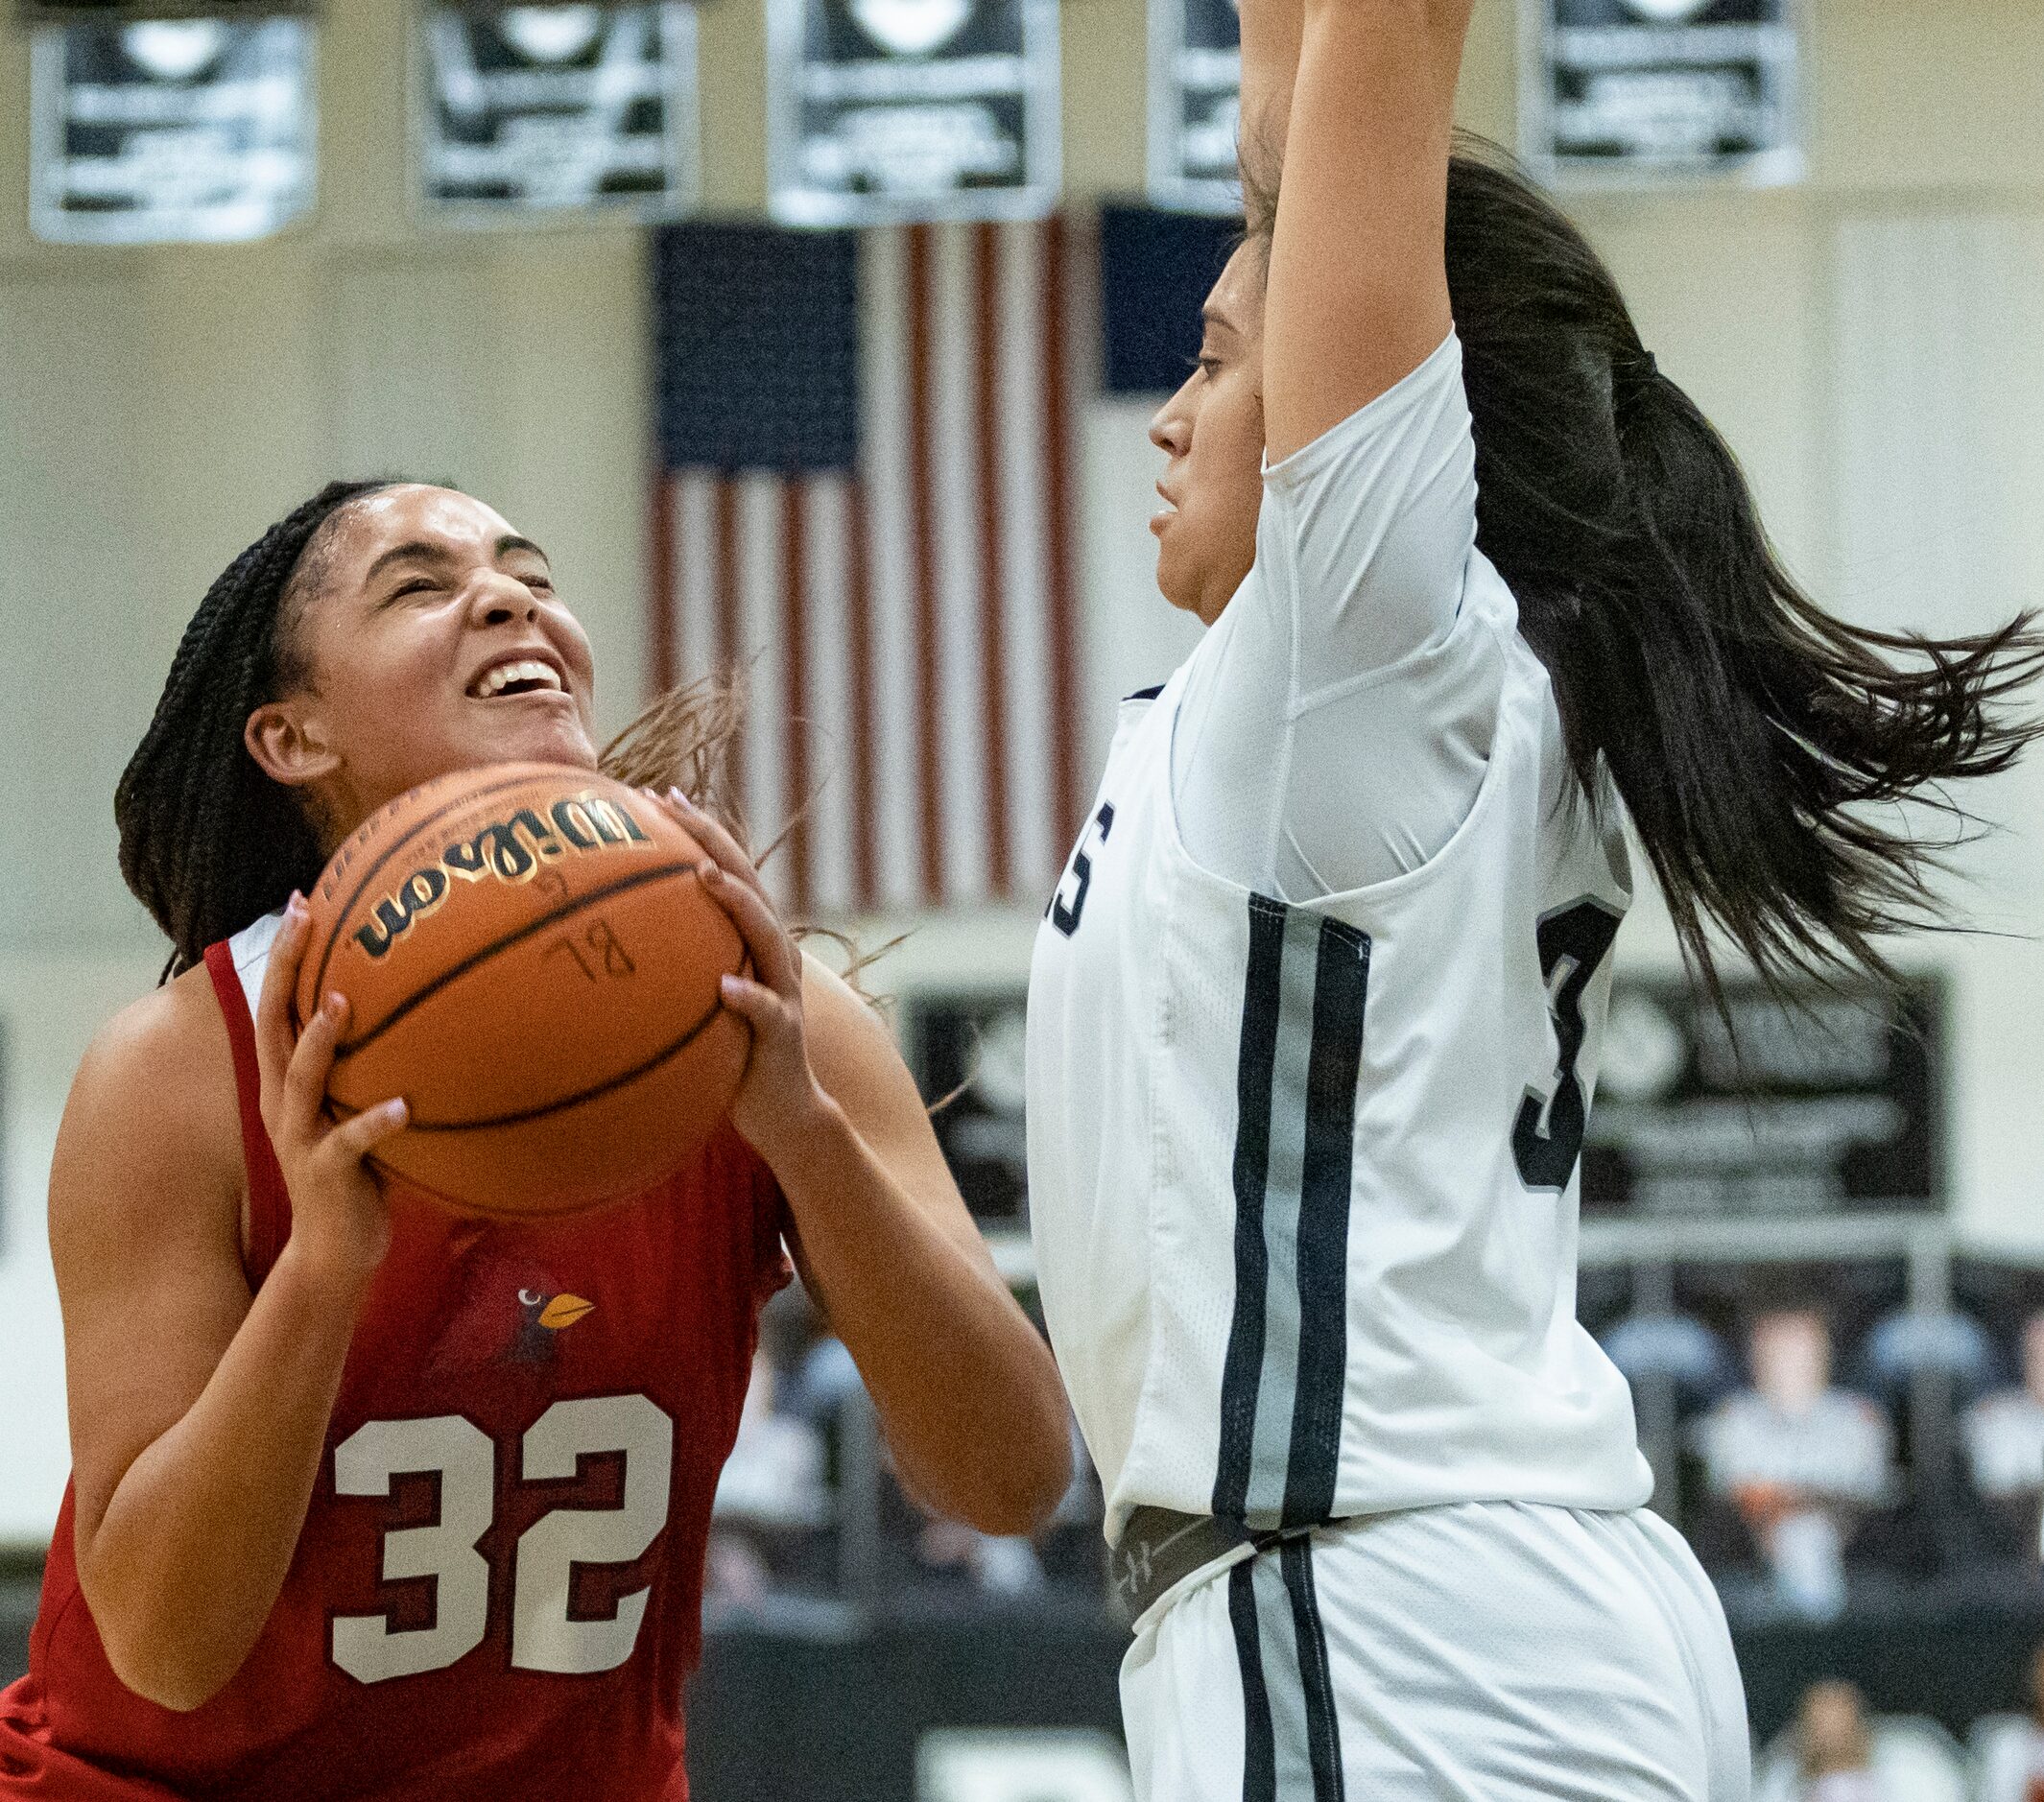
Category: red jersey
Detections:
[{"x1": 0, "y1": 923, "x2": 788, "y2": 1801}]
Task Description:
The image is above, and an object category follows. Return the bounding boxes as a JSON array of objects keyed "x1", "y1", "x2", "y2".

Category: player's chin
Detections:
[
  {"x1": 1153, "y1": 537, "x2": 1204, "y2": 621},
  {"x1": 463, "y1": 699, "x2": 600, "y2": 771}
]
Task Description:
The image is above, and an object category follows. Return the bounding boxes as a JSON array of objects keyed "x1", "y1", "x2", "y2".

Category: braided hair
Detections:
[{"x1": 116, "y1": 480, "x2": 400, "y2": 979}]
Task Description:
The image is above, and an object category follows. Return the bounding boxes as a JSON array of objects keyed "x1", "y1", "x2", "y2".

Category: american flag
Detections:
[{"x1": 648, "y1": 217, "x2": 1087, "y2": 918}]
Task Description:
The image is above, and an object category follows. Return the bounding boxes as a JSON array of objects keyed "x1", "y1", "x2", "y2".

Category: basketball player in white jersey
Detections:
[{"x1": 1026, "y1": 0, "x2": 2044, "y2": 1795}]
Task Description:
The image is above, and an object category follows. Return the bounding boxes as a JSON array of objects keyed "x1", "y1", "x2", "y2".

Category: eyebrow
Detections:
[
  {"x1": 1200, "y1": 303, "x2": 1238, "y2": 336},
  {"x1": 363, "y1": 533, "x2": 551, "y2": 585}
]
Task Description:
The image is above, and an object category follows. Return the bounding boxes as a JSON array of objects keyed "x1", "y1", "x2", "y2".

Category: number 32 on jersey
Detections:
[{"x1": 329, "y1": 1392, "x2": 671, "y2": 1685}]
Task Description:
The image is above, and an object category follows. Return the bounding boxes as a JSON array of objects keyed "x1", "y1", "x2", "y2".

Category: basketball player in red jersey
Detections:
[{"x1": 0, "y1": 480, "x2": 1072, "y2": 1801}]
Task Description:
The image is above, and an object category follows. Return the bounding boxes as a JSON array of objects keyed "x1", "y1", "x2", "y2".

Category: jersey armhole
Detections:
[
  {"x1": 202, "y1": 941, "x2": 294, "y2": 1292},
  {"x1": 731, "y1": 1130, "x2": 794, "y2": 1309}
]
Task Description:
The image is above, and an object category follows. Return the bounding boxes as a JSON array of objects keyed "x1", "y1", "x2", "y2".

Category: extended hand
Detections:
[{"x1": 254, "y1": 896, "x2": 408, "y2": 1293}]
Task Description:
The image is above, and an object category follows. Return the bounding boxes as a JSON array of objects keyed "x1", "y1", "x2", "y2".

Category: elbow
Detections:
[
  {"x1": 83, "y1": 1577, "x2": 237, "y2": 1714},
  {"x1": 99, "y1": 1625, "x2": 233, "y2": 1715},
  {"x1": 963, "y1": 1480, "x2": 1065, "y2": 1541},
  {"x1": 963, "y1": 1395, "x2": 1075, "y2": 1539},
  {"x1": 122, "y1": 1667, "x2": 227, "y2": 1716}
]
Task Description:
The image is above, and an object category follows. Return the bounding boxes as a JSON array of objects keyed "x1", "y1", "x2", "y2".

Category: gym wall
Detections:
[{"x1": 0, "y1": 0, "x2": 2039, "y2": 1544}]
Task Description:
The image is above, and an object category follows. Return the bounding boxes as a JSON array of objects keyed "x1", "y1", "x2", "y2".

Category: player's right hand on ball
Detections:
[{"x1": 254, "y1": 892, "x2": 409, "y2": 1294}]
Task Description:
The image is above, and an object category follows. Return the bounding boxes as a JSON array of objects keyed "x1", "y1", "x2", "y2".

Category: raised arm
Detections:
[{"x1": 1248, "y1": 0, "x2": 1476, "y2": 462}]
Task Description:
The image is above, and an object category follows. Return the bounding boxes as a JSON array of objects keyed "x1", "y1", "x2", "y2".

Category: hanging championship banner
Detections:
[
  {"x1": 765, "y1": 0, "x2": 1059, "y2": 226},
  {"x1": 1583, "y1": 976, "x2": 1942, "y2": 1219},
  {"x1": 1520, "y1": 0, "x2": 1799, "y2": 186},
  {"x1": 29, "y1": 16, "x2": 316, "y2": 245},
  {"x1": 15, "y1": 3, "x2": 315, "y2": 18},
  {"x1": 1147, "y1": 0, "x2": 1238, "y2": 214},
  {"x1": 416, "y1": 3, "x2": 696, "y2": 223}
]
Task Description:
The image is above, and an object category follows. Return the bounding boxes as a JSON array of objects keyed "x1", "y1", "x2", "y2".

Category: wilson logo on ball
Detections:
[{"x1": 354, "y1": 792, "x2": 654, "y2": 960}]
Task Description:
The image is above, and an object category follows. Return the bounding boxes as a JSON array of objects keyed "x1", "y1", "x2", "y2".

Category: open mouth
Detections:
[{"x1": 467, "y1": 657, "x2": 565, "y2": 700}]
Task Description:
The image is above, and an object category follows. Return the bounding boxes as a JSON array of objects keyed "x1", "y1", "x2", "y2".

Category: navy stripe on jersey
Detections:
[
  {"x1": 1214, "y1": 895, "x2": 1288, "y2": 1523},
  {"x1": 1228, "y1": 1561, "x2": 1276, "y2": 1802},
  {"x1": 1230, "y1": 1542, "x2": 1346, "y2": 1801},
  {"x1": 1285, "y1": 920, "x2": 1369, "y2": 1527},
  {"x1": 1281, "y1": 1538, "x2": 1347, "y2": 1802},
  {"x1": 1215, "y1": 894, "x2": 1370, "y2": 1530}
]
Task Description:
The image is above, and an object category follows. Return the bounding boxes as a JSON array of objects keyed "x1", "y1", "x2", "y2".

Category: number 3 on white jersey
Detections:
[{"x1": 328, "y1": 1394, "x2": 673, "y2": 1686}]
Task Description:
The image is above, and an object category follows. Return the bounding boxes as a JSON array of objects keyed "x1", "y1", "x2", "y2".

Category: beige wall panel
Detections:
[
  {"x1": 477, "y1": 232, "x2": 653, "y2": 734},
  {"x1": 1456, "y1": 0, "x2": 1519, "y2": 149},
  {"x1": 1833, "y1": 212, "x2": 2044, "y2": 638},
  {"x1": 321, "y1": 0, "x2": 413, "y2": 247},
  {"x1": 1829, "y1": 208, "x2": 2044, "y2": 1240},
  {"x1": 698, "y1": 0, "x2": 771, "y2": 212},
  {"x1": 1571, "y1": 190, "x2": 1826, "y2": 583},
  {"x1": 1814, "y1": 0, "x2": 2044, "y2": 194},
  {"x1": 324, "y1": 248, "x2": 511, "y2": 486},
  {"x1": 131, "y1": 247, "x2": 328, "y2": 607},
  {"x1": 0, "y1": 22, "x2": 33, "y2": 265},
  {"x1": 0, "y1": 272, "x2": 157, "y2": 947},
  {"x1": 1063, "y1": 0, "x2": 1146, "y2": 198}
]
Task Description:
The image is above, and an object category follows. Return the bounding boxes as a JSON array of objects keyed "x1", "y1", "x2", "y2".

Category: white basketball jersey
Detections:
[{"x1": 1026, "y1": 571, "x2": 1653, "y2": 1541}]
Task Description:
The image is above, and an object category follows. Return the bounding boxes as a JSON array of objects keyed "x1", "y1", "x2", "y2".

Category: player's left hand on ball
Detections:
[{"x1": 649, "y1": 788, "x2": 826, "y2": 1162}]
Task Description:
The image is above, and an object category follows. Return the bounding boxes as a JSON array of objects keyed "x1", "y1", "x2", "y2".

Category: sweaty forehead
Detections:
[
  {"x1": 333, "y1": 486, "x2": 521, "y2": 570},
  {"x1": 1205, "y1": 245, "x2": 1268, "y2": 335}
]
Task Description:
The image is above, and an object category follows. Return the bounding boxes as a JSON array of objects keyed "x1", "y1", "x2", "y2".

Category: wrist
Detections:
[
  {"x1": 271, "y1": 1234, "x2": 381, "y2": 1319},
  {"x1": 744, "y1": 1082, "x2": 849, "y2": 1185}
]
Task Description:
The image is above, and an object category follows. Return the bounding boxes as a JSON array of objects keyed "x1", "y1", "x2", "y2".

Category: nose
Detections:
[
  {"x1": 467, "y1": 567, "x2": 538, "y2": 628},
  {"x1": 1149, "y1": 378, "x2": 1194, "y2": 458}
]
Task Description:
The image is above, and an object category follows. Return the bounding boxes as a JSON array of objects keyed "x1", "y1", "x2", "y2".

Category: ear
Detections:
[{"x1": 245, "y1": 696, "x2": 340, "y2": 790}]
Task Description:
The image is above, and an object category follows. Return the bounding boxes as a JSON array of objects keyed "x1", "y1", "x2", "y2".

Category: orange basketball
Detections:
[{"x1": 297, "y1": 763, "x2": 750, "y2": 1220}]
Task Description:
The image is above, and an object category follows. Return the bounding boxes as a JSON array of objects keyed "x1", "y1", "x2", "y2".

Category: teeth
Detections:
[{"x1": 471, "y1": 658, "x2": 562, "y2": 699}]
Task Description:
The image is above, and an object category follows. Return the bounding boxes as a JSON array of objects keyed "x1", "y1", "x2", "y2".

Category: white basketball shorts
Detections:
[{"x1": 1120, "y1": 1501, "x2": 1749, "y2": 1801}]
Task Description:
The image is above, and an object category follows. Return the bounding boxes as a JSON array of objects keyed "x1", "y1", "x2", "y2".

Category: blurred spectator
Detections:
[
  {"x1": 707, "y1": 1347, "x2": 829, "y2": 1609},
  {"x1": 713, "y1": 1348, "x2": 829, "y2": 1526},
  {"x1": 784, "y1": 1331, "x2": 865, "y2": 1428},
  {"x1": 912, "y1": 1513, "x2": 1048, "y2": 1597},
  {"x1": 1602, "y1": 1310, "x2": 1734, "y2": 1399},
  {"x1": 1698, "y1": 1309, "x2": 1892, "y2": 1620},
  {"x1": 1795, "y1": 1682, "x2": 1880, "y2": 1802},
  {"x1": 1971, "y1": 1644, "x2": 2044, "y2": 1802},
  {"x1": 1860, "y1": 1307, "x2": 1993, "y2": 1401},
  {"x1": 1965, "y1": 1312, "x2": 2044, "y2": 1554},
  {"x1": 1752, "y1": 1681, "x2": 1967, "y2": 1802}
]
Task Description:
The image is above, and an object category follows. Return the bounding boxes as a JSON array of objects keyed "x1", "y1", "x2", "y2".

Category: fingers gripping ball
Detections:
[{"x1": 297, "y1": 765, "x2": 750, "y2": 1219}]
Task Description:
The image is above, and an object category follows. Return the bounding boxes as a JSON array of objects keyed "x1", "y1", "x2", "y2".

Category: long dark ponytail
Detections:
[{"x1": 1257, "y1": 140, "x2": 2044, "y2": 1004}]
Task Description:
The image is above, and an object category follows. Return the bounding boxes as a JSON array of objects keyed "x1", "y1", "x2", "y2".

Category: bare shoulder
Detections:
[{"x1": 50, "y1": 965, "x2": 244, "y2": 1283}]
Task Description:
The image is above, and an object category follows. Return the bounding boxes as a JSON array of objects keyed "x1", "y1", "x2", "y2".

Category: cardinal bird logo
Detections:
[
  {"x1": 419, "y1": 1240, "x2": 599, "y2": 1390},
  {"x1": 510, "y1": 1287, "x2": 596, "y2": 1364}
]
